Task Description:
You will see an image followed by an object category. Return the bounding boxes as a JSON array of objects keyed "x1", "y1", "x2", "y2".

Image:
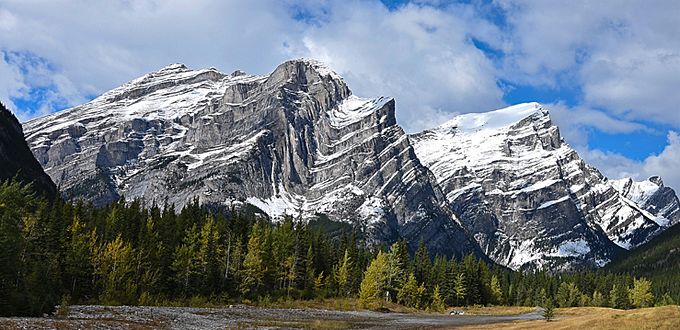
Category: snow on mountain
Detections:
[
  {"x1": 23, "y1": 59, "x2": 483, "y2": 259},
  {"x1": 411, "y1": 103, "x2": 680, "y2": 270},
  {"x1": 22, "y1": 58, "x2": 680, "y2": 271}
]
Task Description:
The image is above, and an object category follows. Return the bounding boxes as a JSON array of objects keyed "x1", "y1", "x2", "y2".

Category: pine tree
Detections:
[
  {"x1": 240, "y1": 223, "x2": 266, "y2": 298},
  {"x1": 556, "y1": 282, "x2": 580, "y2": 307},
  {"x1": 64, "y1": 215, "x2": 93, "y2": 302},
  {"x1": 358, "y1": 250, "x2": 390, "y2": 309},
  {"x1": 629, "y1": 278, "x2": 653, "y2": 308},
  {"x1": 490, "y1": 275, "x2": 503, "y2": 305},
  {"x1": 198, "y1": 216, "x2": 222, "y2": 295},
  {"x1": 398, "y1": 273, "x2": 420, "y2": 308},
  {"x1": 97, "y1": 235, "x2": 137, "y2": 305},
  {"x1": 591, "y1": 290, "x2": 604, "y2": 307},
  {"x1": 431, "y1": 285, "x2": 446, "y2": 312},
  {"x1": 543, "y1": 299, "x2": 554, "y2": 321},
  {"x1": 656, "y1": 293, "x2": 675, "y2": 306},
  {"x1": 336, "y1": 249, "x2": 352, "y2": 297},
  {"x1": 452, "y1": 272, "x2": 467, "y2": 306},
  {"x1": 413, "y1": 240, "x2": 431, "y2": 285},
  {"x1": 610, "y1": 283, "x2": 630, "y2": 309},
  {"x1": 171, "y1": 224, "x2": 202, "y2": 296}
]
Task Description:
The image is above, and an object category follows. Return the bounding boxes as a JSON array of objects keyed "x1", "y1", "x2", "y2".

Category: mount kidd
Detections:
[{"x1": 23, "y1": 59, "x2": 680, "y2": 271}]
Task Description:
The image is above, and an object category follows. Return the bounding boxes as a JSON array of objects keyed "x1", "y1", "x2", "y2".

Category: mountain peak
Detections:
[
  {"x1": 277, "y1": 58, "x2": 344, "y2": 80},
  {"x1": 438, "y1": 102, "x2": 545, "y2": 132},
  {"x1": 157, "y1": 63, "x2": 189, "y2": 73}
]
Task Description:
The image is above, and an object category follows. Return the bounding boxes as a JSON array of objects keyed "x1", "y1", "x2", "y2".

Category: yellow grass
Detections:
[
  {"x1": 456, "y1": 305, "x2": 536, "y2": 316},
  {"x1": 254, "y1": 297, "x2": 426, "y2": 314},
  {"x1": 460, "y1": 306, "x2": 680, "y2": 330}
]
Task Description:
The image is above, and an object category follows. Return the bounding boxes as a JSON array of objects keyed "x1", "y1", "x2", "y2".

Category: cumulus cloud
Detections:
[
  {"x1": 579, "y1": 132, "x2": 680, "y2": 191},
  {"x1": 498, "y1": 0, "x2": 680, "y2": 128},
  {"x1": 1, "y1": 0, "x2": 679, "y2": 186},
  {"x1": 290, "y1": 2, "x2": 504, "y2": 131},
  {"x1": 0, "y1": 0, "x2": 506, "y2": 132}
]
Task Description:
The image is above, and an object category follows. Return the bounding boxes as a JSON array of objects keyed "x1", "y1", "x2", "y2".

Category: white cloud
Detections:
[
  {"x1": 578, "y1": 132, "x2": 680, "y2": 192},
  {"x1": 0, "y1": 0, "x2": 505, "y2": 132},
  {"x1": 548, "y1": 102, "x2": 651, "y2": 148},
  {"x1": 291, "y1": 2, "x2": 504, "y2": 131},
  {"x1": 497, "y1": 0, "x2": 680, "y2": 128},
  {"x1": 0, "y1": 54, "x2": 26, "y2": 116}
]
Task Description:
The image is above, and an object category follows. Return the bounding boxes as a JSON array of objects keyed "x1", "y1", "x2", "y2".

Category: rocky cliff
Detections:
[
  {"x1": 23, "y1": 61, "x2": 680, "y2": 270},
  {"x1": 411, "y1": 103, "x2": 680, "y2": 270},
  {"x1": 0, "y1": 102, "x2": 57, "y2": 198},
  {"x1": 23, "y1": 60, "x2": 482, "y2": 258}
]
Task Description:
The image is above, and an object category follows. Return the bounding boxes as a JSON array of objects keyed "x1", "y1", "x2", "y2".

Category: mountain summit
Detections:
[
  {"x1": 23, "y1": 59, "x2": 482, "y2": 258},
  {"x1": 23, "y1": 60, "x2": 679, "y2": 270},
  {"x1": 411, "y1": 102, "x2": 680, "y2": 270}
]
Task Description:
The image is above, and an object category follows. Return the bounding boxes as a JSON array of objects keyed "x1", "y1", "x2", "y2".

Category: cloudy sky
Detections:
[{"x1": 1, "y1": 0, "x2": 680, "y2": 189}]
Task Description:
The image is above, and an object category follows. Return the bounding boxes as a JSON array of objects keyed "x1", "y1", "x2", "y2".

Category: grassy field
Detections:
[
  {"x1": 460, "y1": 305, "x2": 680, "y2": 330},
  {"x1": 456, "y1": 305, "x2": 536, "y2": 316}
]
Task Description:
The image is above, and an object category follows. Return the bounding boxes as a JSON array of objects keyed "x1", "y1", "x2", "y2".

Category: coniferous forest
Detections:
[{"x1": 0, "y1": 180, "x2": 676, "y2": 317}]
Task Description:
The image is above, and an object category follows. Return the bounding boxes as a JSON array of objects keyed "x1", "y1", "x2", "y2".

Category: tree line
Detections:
[{"x1": 0, "y1": 180, "x2": 675, "y2": 316}]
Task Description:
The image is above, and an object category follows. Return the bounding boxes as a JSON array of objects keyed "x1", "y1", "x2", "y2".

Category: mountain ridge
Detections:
[
  {"x1": 22, "y1": 59, "x2": 680, "y2": 270},
  {"x1": 23, "y1": 59, "x2": 484, "y2": 259}
]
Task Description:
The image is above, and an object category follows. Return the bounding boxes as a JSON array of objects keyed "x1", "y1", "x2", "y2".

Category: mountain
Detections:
[
  {"x1": 0, "y1": 102, "x2": 57, "y2": 198},
  {"x1": 22, "y1": 60, "x2": 680, "y2": 270},
  {"x1": 22, "y1": 60, "x2": 482, "y2": 258},
  {"x1": 410, "y1": 103, "x2": 680, "y2": 271}
]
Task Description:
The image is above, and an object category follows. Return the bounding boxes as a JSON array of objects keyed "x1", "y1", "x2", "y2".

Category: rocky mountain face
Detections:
[
  {"x1": 23, "y1": 60, "x2": 482, "y2": 258},
  {"x1": 0, "y1": 102, "x2": 57, "y2": 198},
  {"x1": 411, "y1": 103, "x2": 680, "y2": 270},
  {"x1": 22, "y1": 60, "x2": 680, "y2": 270}
]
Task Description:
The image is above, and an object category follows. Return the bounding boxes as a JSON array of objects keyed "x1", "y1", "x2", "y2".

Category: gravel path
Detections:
[{"x1": 0, "y1": 305, "x2": 543, "y2": 329}]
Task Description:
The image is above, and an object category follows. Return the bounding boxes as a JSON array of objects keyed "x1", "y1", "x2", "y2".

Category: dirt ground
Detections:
[{"x1": 0, "y1": 304, "x2": 543, "y2": 329}]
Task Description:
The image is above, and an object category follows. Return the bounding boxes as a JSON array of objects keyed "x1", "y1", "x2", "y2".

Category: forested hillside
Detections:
[
  {"x1": 607, "y1": 222, "x2": 680, "y2": 300},
  {"x1": 0, "y1": 179, "x2": 674, "y2": 317}
]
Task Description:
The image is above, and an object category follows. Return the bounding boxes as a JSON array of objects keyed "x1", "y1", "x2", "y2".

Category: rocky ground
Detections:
[{"x1": 0, "y1": 304, "x2": 543, "y2": 329}]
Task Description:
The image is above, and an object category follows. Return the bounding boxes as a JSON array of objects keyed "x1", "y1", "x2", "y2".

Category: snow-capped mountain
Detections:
[
  {"x1": 411, "y1": 103, "x2": 680, "y2": 270},
  {"x1": 22, "y1": 60, "x2": 679, "y2": 270},
  {"x1": 23, "y1": 59, "x2": 483, "y2": 258}
]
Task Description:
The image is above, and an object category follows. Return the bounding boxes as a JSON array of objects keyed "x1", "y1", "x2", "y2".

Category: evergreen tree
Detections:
[
  {"x1": 452, "y1": 272, "x2": 467, "y2": 306},
  {"x1": 431, "y1": 285, "x2": 446, "y2": 312},
  {"x1": 556, "y1": 282, "x2": 580, "y2": 307},
  {"x1": 64, "y1": 215, "x2": 94, "y2": 302},
  {"x1": 97, "y1": 235, "x2": 137, "y2": 305},
  {"x1": 490, "y1": 275, "x2": 503, "y2": 305},
  {"x1": 336, "y1": 249, "x2": 352, "y2": 297},
  {"x1": 610, "y1": 283, "x2": 630, "y2": 309},
  {"x1": 171, "y1": 224, "x2": 202, "y2": 296},
  {"x1": 240, "y1": 222, "x2": 266, "y2": 298},
  {"x1": 398, "y1": 273, "x2": 420, "y2": 308},
  {"x1": 629, "y1": 278, "x2": 653, "y2": 308},
  {"x1": 543, "y1": 299, "x2": 554, "y2": 321},
  {"x1": 413, "y1": 240, "x2": 431, "y2": 285},
  {"x1": 591, "y1": 290, "x2": 604, "y2": 307},
  {"x1": 358, "y1": 250, "x2": 390, "y2": 309}
]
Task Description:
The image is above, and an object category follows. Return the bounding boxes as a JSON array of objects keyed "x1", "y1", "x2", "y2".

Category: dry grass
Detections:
[
  {"x1": 254, "y1": 297, "x2": 426, "y2": 314},
  {"x1": 460, "y1": 305, "x2": 680, "y2": 330},
  {"x1": 456, "y1": 305, "x2": 536, "y2": 316}
]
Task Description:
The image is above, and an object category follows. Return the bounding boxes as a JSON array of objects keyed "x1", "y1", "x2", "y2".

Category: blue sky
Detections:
[{"x1": 1, "y1": 0, "x2": 679, "y2": 188}]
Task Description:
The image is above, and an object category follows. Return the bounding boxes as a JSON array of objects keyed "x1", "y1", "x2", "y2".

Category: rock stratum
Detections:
[
  {"x1": 411, "y1": 103, "x2": 680, "y2": 270},
  {"x1": 23, "y1": 60, "x2": 679, "y2": 270}
]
